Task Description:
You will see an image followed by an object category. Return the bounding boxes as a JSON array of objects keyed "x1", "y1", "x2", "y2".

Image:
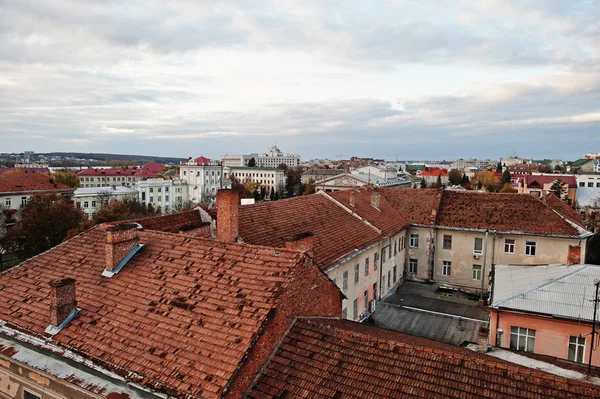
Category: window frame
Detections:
[
  {"x1": 504, "y1": 239, "x2": 515, "y2": 254},
  {"x1": 442, "y1": 261, "x2": 452, "y2": 277},
  {"x1": 510, "y1": 326, "x2": 536, "y2": 353},
  {"x1": 443, "y1": 235, "x2": 452, "y2": 250},
  {"x1": 343, "y1": 270, "x2": 348, "y2": 292},
  {"x1": 408, "y1": 258, "x2": 418, "y2": 274},
  {"x1": 525, "y1": 241, "x2": 537, "y2": 256},
  {"x1": 568, "y1": 336, "x2": 586, "y2": 363},
  {"x1": 364, "y1": 257, "x2": 369, "y2": 276},
  {"x1": 472, "y1": 264, "x2": 482, "y2": 280},
  {"x1": 409, "y1": 233, "x2": 419, "y2": 248},
  {"x1": 354, "y1": 264, "x2": 359, "y2": 284},
  {"x1": 473, "y1": 237, "x2": 483, "y2": 255}
]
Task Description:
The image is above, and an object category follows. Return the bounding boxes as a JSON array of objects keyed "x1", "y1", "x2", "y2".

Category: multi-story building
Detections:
[
  {"x1": 73, "y1": 186, "x2": 138, "y2": 219},
  {"x1": 137, "y1": 178, "x2": 189, "y2": 213},
  {"x1": 220, "y1": 146, "x2": 300, "y2": 168},
  {"x1": 490, "y1": 263, "x2": 600, "y2": 366},
  {"x1": 515, "y1": 174, "x2": 577, "y2": 202},
  {"x1": 77, "y1": 163, "x2": 164, "y2": 188},
  {"x1": 500, "y1": 156, "x2": 525, "y2": 168},
  {"x1": 451, "y1": 158, "x2": 496, "y2": 171},
  {"x1": 223, "y1": 166, "x2": 285, "y2": 196},
  {"x1": 179, "y1": 156, "x2": 229, "y2": 206},
  {"x1": 418, "y1": 168, "x2": 449, "y2": 186}
]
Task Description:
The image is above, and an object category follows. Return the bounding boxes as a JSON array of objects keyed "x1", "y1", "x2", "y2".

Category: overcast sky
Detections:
[{"x1": 1, "y1": 0, "x2": 599, "y2": 161}]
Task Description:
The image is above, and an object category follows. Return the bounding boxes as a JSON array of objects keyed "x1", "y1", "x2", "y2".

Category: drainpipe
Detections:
[
  {"x1": 491, "y1": 232, "x2": 497, "y2": 266},
  {"x1": 480, "y1": 230, "x2": 489, "y2": 301}
]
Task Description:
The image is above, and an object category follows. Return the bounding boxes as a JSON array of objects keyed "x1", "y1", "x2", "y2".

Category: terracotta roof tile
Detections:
[
  {"x1": 0, "y1": 226, "x2": 307, "y2": 398},
  {"x1": 247, "y1": 317, "x2": 600, "y2": 398},
  {"x1": 328, "y1": 189, "x2": 409, "y2": 236},
  {"x1": 437, "y1": 190, "x2": 580, "y2": 236},
  {"x1": 238, "y1": 194, "x2": 382, "y2": 270},
  {"x1": 543, "y1": 194, "x2": 586, "y2": 228},
  {"x1": 122, "y1": 209, "x2": 208, "y2": 234},
  {"x1": 380, "y1": 188, "x2": 442, "y2": 225},
  {"x1": 0, "y1": 172, "x2": 72, "y2": 193}
]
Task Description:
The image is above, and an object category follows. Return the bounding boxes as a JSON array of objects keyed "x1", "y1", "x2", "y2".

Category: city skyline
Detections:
[{"x1": 1, "y1": 1, "x2": 599, "y2": 160}]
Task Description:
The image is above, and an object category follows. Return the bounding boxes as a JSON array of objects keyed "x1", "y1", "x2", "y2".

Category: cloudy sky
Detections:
[{"x1": 1, "y1": 0, "x2": 599, "y2": 161}]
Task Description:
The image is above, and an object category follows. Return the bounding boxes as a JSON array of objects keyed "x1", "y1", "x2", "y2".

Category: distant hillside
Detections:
[{"x1": 42, "y1": 152, "x2": 187, "y2": 165}]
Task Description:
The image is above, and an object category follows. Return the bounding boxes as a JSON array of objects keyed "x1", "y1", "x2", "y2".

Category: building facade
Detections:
[
  {"x1": 137, "y1": 178, "x2": 189, "y2": 213},
  {"x1": 220, "y1": 146, "x2": 300, "y2": 168},
  {"x1": 73, "y1": 186, "x2": 138, "y2": 219},
  {"x1": 223, "y1": 166, "x2": 285, "y2": 196},
  {"x1": 451, "y1": 158, "x2": 496, "y2": 171},
  {"x1": 179, "y1": 156, "x2": 229, "y2": 206}
]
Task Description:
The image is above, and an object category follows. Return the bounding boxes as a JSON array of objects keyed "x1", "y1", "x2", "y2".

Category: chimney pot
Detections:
[
  {"x1": 349, "y1": 191, "x2": 356, "y2": 207},
  {"x1": 371, "y1": 191, "x2": 381, "y2": 210},
  {"x1": 217, "y1": 189, "x2": 240, "y2": 242},
  {"x1": 49, "y1": 278, "x2": 77, "y2": 327},
  {"x1": 284, "y1": 232, "x2": 314, "y2": 254},
  {"x1": 105, "y1": 223, "x2": 140, "y2": 272}
]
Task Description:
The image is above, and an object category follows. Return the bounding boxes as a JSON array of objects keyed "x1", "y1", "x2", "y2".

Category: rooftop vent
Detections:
[{"x1": 45, "y1": 278, "x2": 79, "y2": 335}]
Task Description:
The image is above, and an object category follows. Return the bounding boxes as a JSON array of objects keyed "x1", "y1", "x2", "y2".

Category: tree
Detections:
[
  {"x1": 53, "y1": 171, "x2": 81, "y2": 188},
  {"x1": 448, "y1": 169, "x2": 462, "y2": 186},
  {"x1": 172, "y1": 197, "x2": 196, "y2": 213},
  {"x1": 549, "y1": 180, "x2": 566, "y2": 198},
  {"x1": 474, "y1": 171, "x2": 499, "y2": 192},
  {"x1": 93, "y1": 198, "x2": 160, "y2": 224},
  {"x1": 229, "y1": 175, "x2": 248, "y2": 198},
  {"x1": 260, "y1": 185, "x2": 266, "y2": 200},
  {"x1": 496, "y1": 162, "x2": 502, "y2": 173},
  {"x1": 248, "y1": 157, "x2": 257, "y2": 167},
  {"x1": 461, "y1": 173, "x2": 470, "y2": 187},
  {"x1": 270, "y1": 187, "x2": 275, "y2": 200},
  {"x1": 284, "y1": 167, "x2": 303, "y2": 197},
  {"x1": 0, "y1": 194, "x2": 84, "y2": 259},
  {"x1": 501, "y1": 169, "x2": 511, "y2": 186},
  {"x1": 499, "y1": 183, "x2": 517, "y2": 193},
  {"x1": 303, "y1": 178, "x2": 316, "y2": 195},
  {"x1": 253, "y1": 187, "x2": 261, "y2": 202},
  {"x1": 420, "y1": 178, "x2": 427, "y2": 189},
  {"x1": 435, "y1": 175, "x2": 443, "y2": 188}
]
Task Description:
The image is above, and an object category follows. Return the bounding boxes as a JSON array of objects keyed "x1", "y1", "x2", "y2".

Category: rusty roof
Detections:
[
  {"x1": 328, "y1": 188, "x2": 409, "y2": 236},
  {"x1": 123, "y1": 209, "x2": 208, "y2": 234},
  {"x1": 247, "y1": 317, "x2": 600, "y2": 398},
  {"x1": 0, "y1": 172, "x2": 72, "y2": 193},
  {"x1": 380, "y1": 188, "x2": 442, "y2": 225},
  {"x1": 238, "y1": 193, "x2": 382, "y2": 270},
  {"x1": 543, "y1": 194, "x2": 586, "y2": 228},
  {"x1": 0, "y1": 226, "x2": 309, "y2": 398}
]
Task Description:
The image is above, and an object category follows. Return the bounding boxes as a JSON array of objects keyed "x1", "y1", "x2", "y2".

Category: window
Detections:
[
  {"x1": 588, "y1": 182, "x2": 594, "y2": 187},
  {"x1": 342, "y1": 308, "x2": 347, "y2": 319},
  {"x1": 579, "y1": 182, "x2": 585, "y2": 187},
  {"x1": 353, "y1": 299, "x2": 358, "y2": 320},
  {"x1": 5, "y1": 198, "x2": 11, "y2": 207},
  {"x1": 363, "y1": 290, "x2": 368, "y2": 311},
  {"x1": 165, "y1": 187, "x2": 169, "y2": 192},
  {"x1": 408, "y1": 258, "x2": 418, "y2": 274},
  {"x1": 510, "y1": 327, "x2": 535, "y2": 352},
  {"x1": 141, "y1": 192, "x2": 146, "y2": 201},
  {"x1": 354, "y1": 264, "x2": 359, "y2": 284},
  {"x1": 365, "y1": 258, "x2": 369, "y2": 276},
  {"x1": 91, "y1": 200, "x2": 96, "y2": 208},
  {"x1": 373, "y1": 282, "x2": 377, "y2": 300},
  {"x1": 149, "y1": 196, "x2": 154, "y2": 203},
  {"x1": 382, "y1": 275, "x2": 386, "y2": 291},
  {"x1": 373, "y1": 253, "x2": 379, "y2": 270},
  {"x1": 597, "y1": 182, "x2": 600, "y2": 188},
  {"x1": 525, "y1": 241, "x2": 536, "y2": 256},
  {"x1": 504, "y1": 239, "x2": 515, "y2": 254},
  {"x1": 150, "y1": 188, "x2": 153, "y2": 193},
  {"x1": 472, "y1": 264, "x2": 482, "y2": 280},
  {"x1": 388, "y1": 245, "x2": 392, "y2": 259},
  {"x1": 474, "y1": 237, "x2": 483, "y2": 254},
  {"x1": 568, "y1": 336, "x2": 585, "y2": 363},
  {"x1": 343, "y1": 271, "x2": 348, "y2": 292},
  {"x1": 394, "y1": 241, "x2": 397, "y2": 255},
  {"x1": 24, "y1": 391, "x2": 41, "y2": 399},
  {"x1": 443, "y1": 235, "x2": 452, "y2": 249},
  {"x1": 442, "y1": 261, "x2": 452, "y2": 276},
  {"x1": 83, "y1": 201, "x2": 89, "y2": 208},
  {"x1": 393, "y1": 265, "x2": 397, "y2": 283},
  {"x1": 409, "y1": 234, "x2": 419, "y2": 248},
  {"x1": 165, "y1": 196, "x2": 169, "y2": 202},
  {"x1": 382, "y1": 249, "x2": 387, "y2": 264},
  {"x1": 387, "y1": 270, "x2": 391, "y2": 288},
  {"x1": 21, "y1": 196, "x2": 27, "y2": 206},
  {"x1": 158, "y1": 187, "x2": 162, "y2": 193}
]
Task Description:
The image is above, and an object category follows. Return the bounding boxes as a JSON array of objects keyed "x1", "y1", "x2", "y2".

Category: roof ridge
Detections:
[
  {"x1": 493, "y1": 264, "x2": 591, "y2": 308},
  {"x1": 318, "y1": 191, "x2": 383, "y2": 235}
]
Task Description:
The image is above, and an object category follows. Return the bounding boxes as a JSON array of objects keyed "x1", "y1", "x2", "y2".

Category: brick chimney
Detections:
[
  {"x1": 371, "y1": 191, "x2": 381, "y2": 210},
  {"x1": 49, "y1": 278, "x2": 77, "y2": 327},
  {"x1": 105, "y1": 223, "x2": 140, "y2": 272},
  {"x1": 349, "y1": 191, "x2": 356, "y2": 207},
  {"x1": 285, "y1": 232, "x2": 314, "y2": 254},
  {"x1": 476, "y1": 326, "x2": 490, "y2": 353},
  {"x1": 217, "y1": 189, "x2": 239, "y2": 242}
]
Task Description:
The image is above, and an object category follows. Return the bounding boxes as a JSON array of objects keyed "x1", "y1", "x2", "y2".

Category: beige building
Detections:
[{"x1": 224, "y1": 166, "x2": 285, "y2": 196}]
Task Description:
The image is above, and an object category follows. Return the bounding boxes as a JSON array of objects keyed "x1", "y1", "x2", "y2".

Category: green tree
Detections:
[
  {"x1": 0, "y1": 194, "x2": 84, "y2": 259},
  {"x1": 93, "y1": 198, "x2": 160, "y2": 224},
  {"x1": 435, "y1": 175, "x2": 443, "y2": 188},
  {"x1": 248, "y1": 157, "x2": 257, "y2": 167},
  {"x1": 270, "y1": 187, "x2": 275, "y2": 200},
  {"x1": 496, "y1": 162, "x2": 502, "y2": 173},
  {"x1": 461, "y1": 174, "x2": 470, "y2": 187},
  {"x1": 420, "y1": 178, "x2": 427, "y2": 189},
  {"x1": 549, "y1": 180, "x2": 566, "y2": 198},
  {"x1": 448, "y1": 169, "x2": 462, "y2": 186},
  {"x1": 501, "y1": 169, "x2": 511, "y2": 185},
  {"x1": 260, "y1": 185, "x2": 266, "y2": 200},
  {"x1": 53, "y1": 171, "x2": 81, "y2": 188},
  {"x1": 284, "y1": 167, "x2": 303, "y2": 197}
]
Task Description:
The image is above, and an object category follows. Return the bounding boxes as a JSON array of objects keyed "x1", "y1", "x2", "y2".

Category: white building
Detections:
[
  {"x1": 179, "y1": 156, "x2": 229, "y2": 206},
  {"x1": 137, "y1": 179, "x2": 189, "y2": 213},
  {"x1": 220, "y1": 146, "x2": 300, "y2": 168},
  {"x1": 451, "y1": 158, "x2": 496, "y2": 171},
  {"x1": 73, "y1": 186, "x2": 138, "y2": 219},
  {"x1": 223, "y1": 166, "x2": 285, "y2": 196}
]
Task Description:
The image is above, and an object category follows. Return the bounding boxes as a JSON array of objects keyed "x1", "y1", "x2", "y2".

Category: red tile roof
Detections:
[
  {"x1": 247, "y1": 317, "x2": 600, "y2": 398},
  {"x1": 525, "y1": 174, "x2": 577, "y2": 189},
  {"x1": 419, "y1": 168, "x2": 448, "y2": 177},
  {"x1": 544, "y1": 194, "x2": 586, "y2": 228},
  {"x1": 437, "y1": 191, "x2": 580, "y2": 236},
  {"x1": 134, "y1": 163, "x2": 164, "y2": 178},
  {"x1": 238, "y1": 193, "x2": 382, "y2": 270},
  {"x1": 0, "y1": 172, "x2": 72, "y2": 193},
  {"x1": 195, "y1": 156, "x2": 213, "y2": 165},
  {"x1": 77, "y1": 167, "x2": 138, "y2": 177},
  {"x1": 0, "y1": 167, "x2": 50, "y2": 174},
  {"x1": 0, "y1": 226, "x2": 310, "y2": 398},
  {"x1": 380, "y1": 188, "x2": 442, "y2": 225},
  {"x1": 123, "y1": 209, "x2": 207, "y2": 233},
  {"x1": 328, "y1": 189, "x2": 408, "y2": 236}
]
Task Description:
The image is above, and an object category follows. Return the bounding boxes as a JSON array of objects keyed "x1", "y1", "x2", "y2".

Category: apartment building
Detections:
[
  {"x1": 451, "y1": 158, "x2": 496, "y2": 170},
  {"x1": 220, "y1": 145, "x2": 300, "y2": 168},
  {"x1": 73, "y1": 186, "x2": 138, "y2": 219},
  {"x1": 77, "y1": 163, "x2": 164, "y2": 188},
  {"x1": 223, "y1": 166, "x2": 285, "y2": 195},
  {"x1": 179, "y1": 156, "x2": 229, "y2": 206},
  {"x1": 137, "y1": 178, "x2": 188, "y2": 213}
]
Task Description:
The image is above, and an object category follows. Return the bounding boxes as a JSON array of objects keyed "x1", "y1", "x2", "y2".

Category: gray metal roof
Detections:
[{"x1": 491, "y1": 264, "x2": 600, "y2": 322}]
